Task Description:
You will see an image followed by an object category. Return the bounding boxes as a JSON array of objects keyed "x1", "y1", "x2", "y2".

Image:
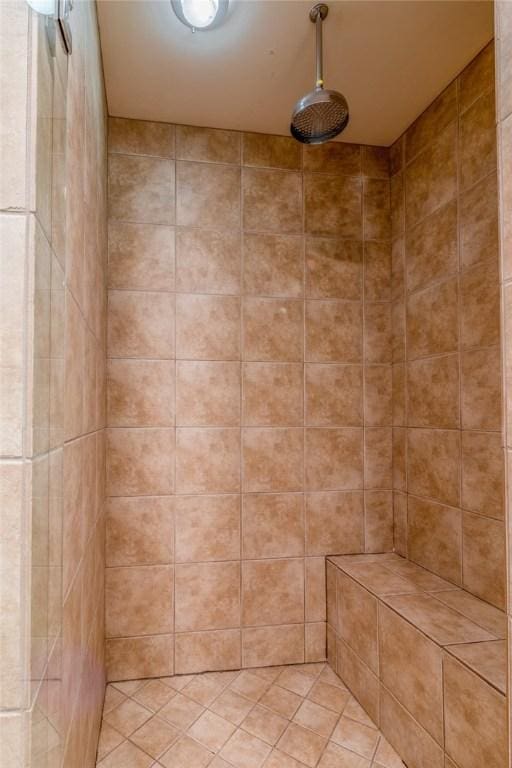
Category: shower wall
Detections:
[
  {"x1": 390, "y1": 42, "x2": 506, "y2": 608},
  {"x1": 105, "y1": 122, "x2": 393, "y2": 679},
  {"x1": 0, "y1": 2, "x2": 108, "y2": 766},
  {"x1": 496, "y1": 0, "x2": 512, "y2": 751}
]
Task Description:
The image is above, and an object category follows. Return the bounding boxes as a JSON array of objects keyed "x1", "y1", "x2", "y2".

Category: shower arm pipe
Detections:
[{"x1": 315, "y1": 12, "x2": 324, "y2": 89}]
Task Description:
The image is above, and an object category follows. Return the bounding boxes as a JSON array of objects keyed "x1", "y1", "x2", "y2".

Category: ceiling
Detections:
[{"x1": 97, "y1": 0, "x2": 493, "y2": 147}]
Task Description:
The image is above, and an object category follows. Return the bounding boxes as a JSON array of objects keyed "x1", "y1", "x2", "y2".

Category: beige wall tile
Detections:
[
  {"x1": 305, "y1": 238, "x2": 362, "y2": 300},
  {"x1": 243, "y1": 167, "x2": 302, "y2": 234},
  {"x1": 176, "y1": 228, "x2": 241, "y2": 295},
  {"x1": 108, "y1": 290, "x2": 175, "y2": 359},
  {"x1": 304, "y1": 175, "x2": 362, "y2": 238},
  {"x1": 407, "y1": 278, "x2": 458, "y2": 359},
  {"x1": 336, "y1": 639, "x2": 380, "y2": 726},
  {"x1": 364, "y1": 365, "x2": 392, "y2": 427},
  {"x1": 461, "y1": 260, "x2": 500, "y2": 349},
  {"x1": 364, "y1": 179, "x2": 391, "y2": 240},
  {"x1": 175, "y1": 562, "x2": 240, "y2": 631},
  {"x1": 108, "y1": 154, "x2": 175, "y2": 225},
  {"x1": 176, "y1": 428, "x2": 240, "y2": 494},
  {"x1": 106, "y1": 496, "x2": 174, "y2": 566},
  {"x1": 364, "y1": 427, "x2": 392, "y2": 489},
  {"x1": 106, "y1": 635, "x2": 174, "y2": 682},
  {"x1": 244, "y1": 298, "x2": 303, "y2": 362},
  {"x1": 303, "y1": 143, "x2": 361, "y2": 175},
  {"x1": 305, "y1": 428, "x2": 363, "y2": 491},
  {"x1": 175, "y1": 494, "x2": 240, "y2": 562},
  {"x1": 405, "y1": 200, "x2": 458, "y2": 293},
  {"x1": 242, "y1": 625, "x2": 305, "y2": 668},
  {"x1": 306, "y1": 301, "x2": 362, "y2": 363},
  {"x1": 390, "y1": 173, "x2": 404, "y2": 239},
  {"x1": 379, "y1": 603, "x2": 443, "y2": 743},
  {"x1": 243, "y1": 233, "x2": 303, "y2": 298},
  {"x1": 242, "y1": 493, "x2": 304, "y2": 559},
  {"x1": 407, "y1": 428, "x2": 460, "y2": 507},
  {"x1": 460, "y1": 172, "x2": 499, "y2": 269},
  {"x1": 392, "y1": 366, "x2": 405, "y2": 428},
  {"x1": 107, "y1": 359, "x2": 175, "y2": 427},
  {"x1": 177, "y1": 161, "x2": 240, "y2": 229},
  {"x1": 407, "y1": 495, "x2": 462, "y2": 585},
  {"x1": 176, "y1": 294, "x2": 240, "y2": 361},
  {"x1": 380, "y1": 687, "x2": 443, "y2": 768},
  {"x1": 337, "y1": 570, "x2": 378, "y2": 672},
  {"x1": 176, "y1": 125, "x2": 240, "y2": 164},
  {"x1": 305, "y1": 557, "x2": 327, "y2": 623},
  {"x1": 391, "y1": 300, "x2": 405, "y2": 363},
  {"x1": 305, "y1": 623, "x2": 326, "y2": 662},
  {"x1": 108, "y1": 118, "x2": 175, "y2": 157},
  {"x1": 364, "y1": 302, "x2": 392, "y2": 364},
  {"x1": 105, "y1": 565, "x2": 174, "y2": 637},
  {"x1": 364, "y1": 491, "x2": 393, "y2": 553},
  {"x1": 407, "y1": 355, "x2": 459, "y2": 429},
  {"x1": 176, "y1": 361, "x2": 240, "y2": 427},
  {"x1": 243, "y1": 363, "x2": 303, "y2": 426},
  {"x1": 461, "y1": 347, "x2": 501, "y2": 430},
  {"x1": 242, "y1": 559, "x2": 304, "y2": 627},
  {"x1": 461, "y1": 431, "x2": 504, "y2": 520},
  {"x1": 305, "y1": 491, "x2": 364, "y2": 555},
  {"x1": 459, "y1": 90, "x2": 497, "y2": 192},
  {"x1": 392, "y1": 428, "x2": 406, "y2": 491},
  {"x1": 405, "y1": 123, "x2": 457, "y2": 227},
  {"x1": 242, "y1": 133, "x2": 301, "y2": 171},
  {"x1": 362, "y1": 146, "x2": 390, "y2": 179},
  {"x1": 405, "y1": 82, "x2": 457, "y2": 163},
  {"x1": 459, "y1": 42, "x2": 495, "y2": 112},
  {"x1": 393, "y1": 492, "x2": 407, "y2": 556},
  {"x1": 364, "y1": 241, "x2": 392, "y2": 302},
  {"x1": 306, "y1": 364, "x2": 362, "y2": 427},
  {"x1": 175, "y1": 630, "x2": 241, "y2": 674},
  {"x1": 443, "y1": 655, "x2": 507, "y2": 768},
  {"x1": 106, "y1": 427, "x2": 175, "y2": 497},
  {"x1": 243, "y1": 427, "x2": 303, "y2": 492},
  {"x1": 462, "y1": 512, "x2": 506, "y2": 609}
]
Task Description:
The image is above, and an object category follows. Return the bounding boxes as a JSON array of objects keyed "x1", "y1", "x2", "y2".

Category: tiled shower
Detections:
[{"x1": 1, "y1": 1, "x2": 512, "y2": 766}]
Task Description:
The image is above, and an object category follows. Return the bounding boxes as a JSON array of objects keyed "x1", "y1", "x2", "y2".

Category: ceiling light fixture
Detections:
[{"x1": 171, "y1": 0, "x2": 229, "y2": 31}]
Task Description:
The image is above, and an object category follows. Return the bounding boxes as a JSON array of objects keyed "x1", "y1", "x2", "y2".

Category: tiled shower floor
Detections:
[{"x1": 96, "y1": 663, "x2": 404, "y2": 767}]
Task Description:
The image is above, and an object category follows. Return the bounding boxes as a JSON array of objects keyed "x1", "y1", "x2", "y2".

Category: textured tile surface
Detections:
[{"x1": 96, "y1": 664, "x2": 404, "y2": 767}]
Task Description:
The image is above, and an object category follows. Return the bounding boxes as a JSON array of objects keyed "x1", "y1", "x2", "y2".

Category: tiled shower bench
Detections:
[{"x1": 326, "y1": 553, "x2": 508, "y2": 768}]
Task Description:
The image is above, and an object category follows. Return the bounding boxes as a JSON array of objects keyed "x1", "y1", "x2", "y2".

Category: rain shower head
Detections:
[{"x1": 290, "y1": 3, "x2": 349, "y2": 144}]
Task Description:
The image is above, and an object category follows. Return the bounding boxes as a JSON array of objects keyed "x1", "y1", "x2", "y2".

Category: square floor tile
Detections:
[
  {"x1": 129, "y1": 715, "x2": 180, "y2": 759},
  {"x1": 97, "y1": 740, "x2": 153, "y2": 768},
  {"x1": 159, "y1": 692, "x2": 204, "y2": 730},
  {"x1": 277, "y1": 722, "x2": 327, "y2": 768},
  {"x1": 230, "y1": 671, "x2": 271, "y2": 702},
  {"x1": 210, "y1": 688, "x2": 255, "y2": 725},
  {"x1": 97, "y1": 722, "x2": 124, "y2": 762},
  {"x1": 259, "y1": 685, "x2": 302, "y2": 719},
  {"x1": 183, "y1": 674, "x2": 229, "y2": 706},
  {"x1": 104, "y1": 698, "x2": 153, "y2": 738},
  {"x1": 308, "y1": 681, "x2": 350, "y2": 714},
  {"x1": 160, "y1": 735, "x2": 214, "y2": 768},
  {"x1": 132, "y1": 680, "x2": 176, "y2": 712},
  {"x1": 241, "y1": 704, "x2": 288, "y2": 745},
  {"x1": 276, "y1": 667, "x2": 316, "y2": 697},
  {"x1": 331, "y1": 717, "x2": 380, "y2": 759},
  {"x1": 293, "y1": 699, "x2": 339, "y2": 738},
  {"x1": 264, "y1": 749, "x2": 308, "y2": 767},
  {"x1": 318, "y1": 741, "x2": 371, "y2": 767},
  {"x1": 220, "y1": 728, "x2": 272, "y2": 768},
  {"x1": 188, "y1": 710, "x2": 237, "y2": 752}
]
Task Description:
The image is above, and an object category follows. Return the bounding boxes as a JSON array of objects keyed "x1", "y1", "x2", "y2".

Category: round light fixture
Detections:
[{"x1": 171, "y1": 0, "x2": 229, "y2": 31}]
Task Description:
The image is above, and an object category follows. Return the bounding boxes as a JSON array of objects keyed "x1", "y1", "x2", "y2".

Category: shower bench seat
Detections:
[{"x1": 325, "y1": 552, "x2": 508, "y2": 768}]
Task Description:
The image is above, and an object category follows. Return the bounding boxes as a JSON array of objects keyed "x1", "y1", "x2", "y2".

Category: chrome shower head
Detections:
[{"x1": 290, "y1": 3, "x2": 349, "y2": 144}]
